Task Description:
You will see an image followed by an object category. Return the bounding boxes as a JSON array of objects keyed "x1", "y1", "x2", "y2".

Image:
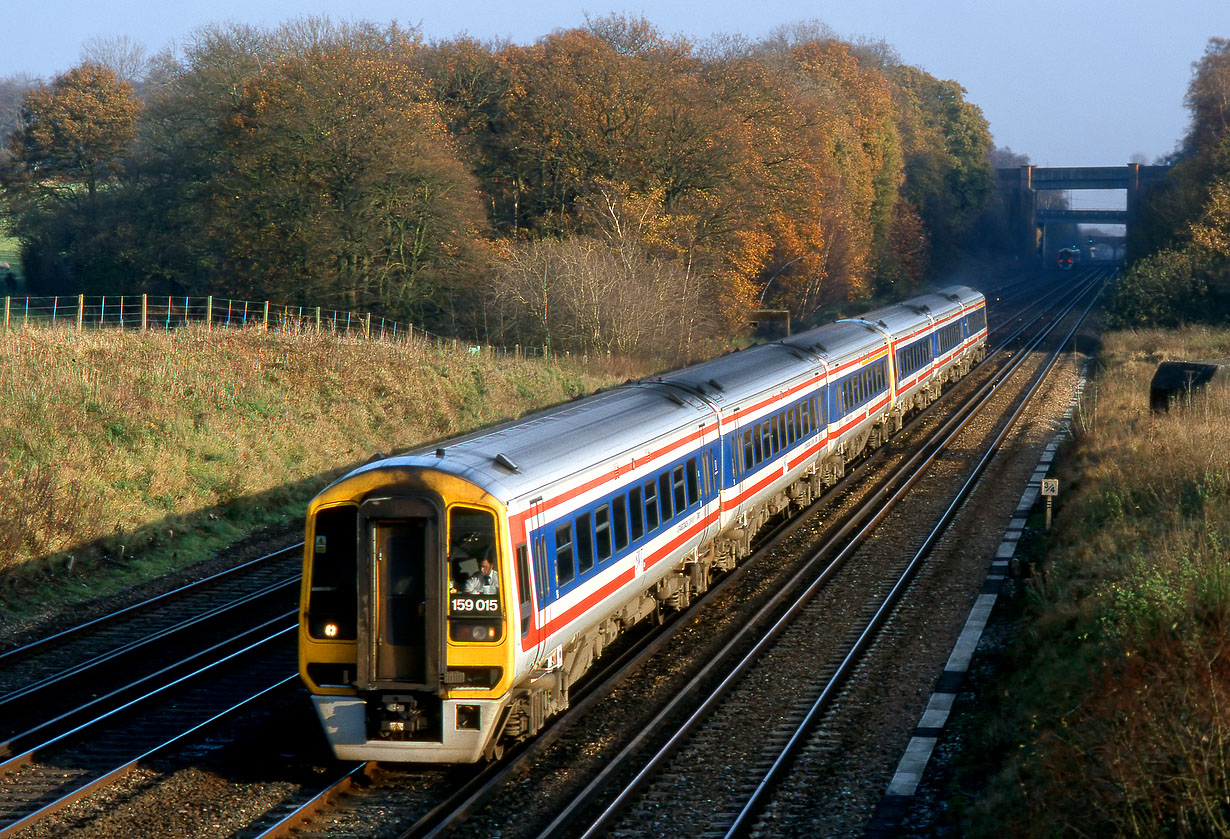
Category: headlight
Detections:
[{"x1": 449, "y1": 620, "x2": 503, "y2": 642}]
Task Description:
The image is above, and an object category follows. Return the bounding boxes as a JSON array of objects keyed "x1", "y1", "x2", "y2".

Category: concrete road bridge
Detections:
[{"x1": 997, "y1": 164, "x2": 1169, "y2": 264}]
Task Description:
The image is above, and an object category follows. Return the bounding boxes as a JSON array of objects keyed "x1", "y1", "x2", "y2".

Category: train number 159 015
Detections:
[{"x1": 451, "y1": 596, "x2": 500, "y2": 615}]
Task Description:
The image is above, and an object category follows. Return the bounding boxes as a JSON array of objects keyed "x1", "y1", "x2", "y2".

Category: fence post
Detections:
[
  {"x1": 3, "y1": 297, "x2": 8, "y2": 330},
  {"x1": 206, "y1": 296, "x2": 213, "y2": 331},
  {"x1": 77, "y1": 294, "x2": 84, "y2": 332},
  {"x1": 263, "y1": 301, "x2": 270, "y2": 330},
  {"x1": 316, "y1": 307, "x2": 321, "y2": 332},
  {"x1": 365, "y1": 313, "x2": 371, "y2": 340},
  {"x1": 141, "y1": 294, "x2": 148, "y2": 331}
]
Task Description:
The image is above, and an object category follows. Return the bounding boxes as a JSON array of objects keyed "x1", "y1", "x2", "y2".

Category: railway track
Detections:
[
  {"x1": 233, "y1": 272, "x2": 1099, "y2": 839},
  {"x1": 0, "y1": 547, "x2": 301, "y2": 757},
  {"x1": 2, "y1": 270, "x2": 1097, "y2": 837},
  {"x1": 529, "y1": 275, "x2": 1105, "y2": 839},
  {"x1": 0, "y1": 630, "x2": 296, "y2": 837}
]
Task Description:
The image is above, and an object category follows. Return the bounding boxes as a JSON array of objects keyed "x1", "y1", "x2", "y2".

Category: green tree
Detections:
[
  {"x1": 1114, "y1": 37, "x2": 1230, "y2": 325},
  {"x1": 886, "y1": 64, "x2": 994, "y2": 264}
]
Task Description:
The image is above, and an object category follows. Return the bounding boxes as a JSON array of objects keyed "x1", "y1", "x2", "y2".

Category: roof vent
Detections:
[
  {"x1": 494, "y1": 453, "x2": 520, "y2": 473},
  {"x1": 435, "y1": 447, "x2": 446, "y2": 458},
  {"x1": 708, "y1": 378, "x2": 725, "y2": 392}
]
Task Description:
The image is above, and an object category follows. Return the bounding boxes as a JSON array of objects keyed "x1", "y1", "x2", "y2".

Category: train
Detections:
[
  {"x1": 298, "y1": 285, "x2": 989, "y2": 762},
  {"x1": 1057, "y1": 247, "x2": 1081, "y2": 270}
]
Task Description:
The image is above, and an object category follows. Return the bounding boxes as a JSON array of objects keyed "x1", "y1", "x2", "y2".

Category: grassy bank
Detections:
[
  {"x1": 0, "y1": 232, "x2": 21, "y2": 288},
  {"x1": 0, "y1": 324, "x2": 625, "y2": 623},
  {"x1": 956, "y1": 327, "x2": 1230, "y2": 837}
]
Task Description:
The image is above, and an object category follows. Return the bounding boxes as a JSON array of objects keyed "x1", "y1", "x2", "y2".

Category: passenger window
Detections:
[
  {"x1": 630, "y1": 486, "x2": 644, "y2": 540},
  {"x1": 786, "y1": 407, "x2": 796, "y2": 443},
  {"x1": 752, "y1": 427, "x2": 763, "y2": 465},
  {"x1": 555, "y1": 523, "x2": 574, "y2": 586},
  {"x1": 702, "y1": 451, "x2": 712, "y2": 498},
  {"x1": 659, "y1": 472, "x2": 674, "y2": 522},
  {"x1": 644, "y1": 480, "x2": 660, "y2": 531},
  {"x1": 613, "y1": 495, "x2": 629, "y2": 552},
  {"x1": 743, "y1": 429, "x2": 754, "y2": 472},
  {"x1": 672, "y1": 466, "x2": 686, "y2": 515},
  {"x1": 685, "y1": 458, "x2": 699, "y2": 507},
  {"x1": 594, "y1": 505, "x2": 611, "y2": 562},
  {"x1": 761, "y1": 420, "x2": 773, "y2": 458},
  {"x1": 576, "y1": 512, "x2": 594, "y2": 574}
]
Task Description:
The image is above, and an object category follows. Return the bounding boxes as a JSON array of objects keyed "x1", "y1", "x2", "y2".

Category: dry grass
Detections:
[
  {"x1": 0, "y1": 324, "x2": 624, "y2": 619},
  {"x1": 959, "y1": 326, "x2": 1230, "y2": 838}
]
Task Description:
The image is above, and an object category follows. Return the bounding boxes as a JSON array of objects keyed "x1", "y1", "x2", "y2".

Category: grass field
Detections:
[
  {"x1": 0, "y1": 324, "x2": 630, "y2": 624},
  {"x1": 956, "y1": 325, "x2": 1230, "y2": 838},
  {"x1": 0, "y1": 231, "x2": 22, "y2": 289}
]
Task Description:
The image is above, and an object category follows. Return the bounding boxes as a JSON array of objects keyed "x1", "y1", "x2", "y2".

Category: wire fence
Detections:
[{"x1": 0, "y1": 293, "x2": 558, "y2": 360}]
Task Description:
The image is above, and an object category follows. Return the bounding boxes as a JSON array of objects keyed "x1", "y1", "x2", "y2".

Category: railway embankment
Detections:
[
  {"x1": 0, "y1": 325, "x2": 623, "y2": 635},
  {"x1": 913, "y1": 325, "x2": 1230, "y2": 837}
]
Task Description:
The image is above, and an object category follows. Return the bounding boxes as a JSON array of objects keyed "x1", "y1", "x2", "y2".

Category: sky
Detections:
[{"x1": 3, "y1": 0, "x2": 1228, "y2": 174}]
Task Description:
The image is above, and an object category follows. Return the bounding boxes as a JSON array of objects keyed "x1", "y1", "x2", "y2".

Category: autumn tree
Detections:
[
  {"x1": 1112, "y1": 38, "x2": 1230, "y2": 325},
  {"x1": 4, "y1": 63, "x2": 138, "y2": 201},
  {"x1": 203, "y1": 26, "x2": 488, "y2": 323},
  {"x1": 1185, "y1": 37, "x2": 1230, "y2": 158},
  {"x1": 1, "y1": 64, "x2": 140, "y2": 292}
]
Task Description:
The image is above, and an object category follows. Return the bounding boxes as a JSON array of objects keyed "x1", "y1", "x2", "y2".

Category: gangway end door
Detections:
[{"x1": 356, "y1": 496, "x2": 443, "y2": 691}]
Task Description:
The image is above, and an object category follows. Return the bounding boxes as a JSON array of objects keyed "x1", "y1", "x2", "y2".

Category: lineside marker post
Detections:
[
  {"x1": 1041, "y1": 478, "x2": 1059, "y2": 530},
  {"x1": 77, "y1": 294, "x2": 84, "y2": 332},
  {"x1": 206, "y1": 296, "x2": 213, "y2": 331},
  {"x1": 263, "y1": 301, "x2": 270, "y2": 330},
  {"x1": 3, "y1": 297, "x2": 8, "y2": 330},
  {"x1": 141, "y1": 294, "x2": 147, "y2": 331}
]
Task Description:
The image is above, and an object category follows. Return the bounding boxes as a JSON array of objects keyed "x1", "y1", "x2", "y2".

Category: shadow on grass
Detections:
[{"x1": 0, "y1": 465, "x2": 350, "y2": 637}]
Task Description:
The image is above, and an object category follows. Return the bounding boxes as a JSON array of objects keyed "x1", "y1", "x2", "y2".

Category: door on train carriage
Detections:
[
  {"x1": 356, "y1": 496, "x2": 443, "y2": 690},
  {"x1": 525, "y1": 497, "x2": 552, "y2": 662}
]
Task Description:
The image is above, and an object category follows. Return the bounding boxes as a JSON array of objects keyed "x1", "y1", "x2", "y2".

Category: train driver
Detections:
[{"x1": 467, "y1": 555, "x2": 499, "y2": 595}]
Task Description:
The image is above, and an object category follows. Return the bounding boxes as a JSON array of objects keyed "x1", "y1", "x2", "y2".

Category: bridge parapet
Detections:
[{"x1": 1036, "y1": 208, "x2": 1130, "y2": 224}]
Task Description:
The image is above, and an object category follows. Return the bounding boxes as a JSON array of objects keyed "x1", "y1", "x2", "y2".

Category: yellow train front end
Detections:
[{"x1": 298, "y1": 464, "x2": 516, "y2": 763}]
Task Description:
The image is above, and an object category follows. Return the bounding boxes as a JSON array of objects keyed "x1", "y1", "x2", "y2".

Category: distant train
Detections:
[
  {"x1": 298, "y1": 286, "x2": 989, "y2": 762},
  {"x1": 1057, "y1": 247, "x2": 1081, "y2": 270}
]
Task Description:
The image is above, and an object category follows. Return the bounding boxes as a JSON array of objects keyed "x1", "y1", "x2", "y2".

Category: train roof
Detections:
[
  {"x1": 653, "y1": 341, "x2": 820, "y2": 410},
  {"x1": 784, "y1": 319, "x2": 889, "y2": 365},
  {"x1": 346, "y1": 381, "x2": 710, "y2": 504},
  {"x1": 843, "y1": 285, "x2": 982, "y2": 341},
  {"x1": 332, "y1": 285, "x2": 984, "y2": 506}
]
